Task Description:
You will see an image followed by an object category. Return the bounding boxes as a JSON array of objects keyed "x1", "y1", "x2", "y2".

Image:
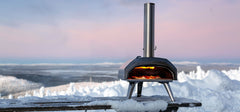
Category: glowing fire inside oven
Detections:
[
  {"x1": 135, "y1": 66, "x2": 155, "y2": 69},
  {"x1": 131, "y1": 75, "x2": 161, "y2": 79},
  {"x1": 128, "y1": 66, "x2": 173, "y2": 80}
]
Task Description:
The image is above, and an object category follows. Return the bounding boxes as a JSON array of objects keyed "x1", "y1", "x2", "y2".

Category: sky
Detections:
[{"x1": 0, "y1": 0, "x2": 240, "y2": 63}]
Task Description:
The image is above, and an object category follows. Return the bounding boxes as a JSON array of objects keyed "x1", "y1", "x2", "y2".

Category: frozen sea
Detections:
[
  {"x1": 0, "y1": 62, "x2": 240, "y2": 111},
  {"x1": 0, "y1": 62, "x2": 239, "y2": 96}
]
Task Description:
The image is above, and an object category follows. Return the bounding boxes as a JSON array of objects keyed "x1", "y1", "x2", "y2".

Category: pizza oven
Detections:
[
  {"x1": 119, "y1": 57, "x2": 177, "y2": 81},
  {"x1": 118, "y1": 3, "x2": 177, "y2": 102}
]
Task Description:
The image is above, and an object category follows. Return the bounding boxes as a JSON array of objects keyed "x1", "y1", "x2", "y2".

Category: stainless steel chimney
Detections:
[{"x1": 144, "y1": 3, "x2": 155, "y2": 58}]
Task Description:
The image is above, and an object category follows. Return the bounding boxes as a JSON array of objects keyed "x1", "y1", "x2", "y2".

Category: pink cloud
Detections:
[
  {"x1": 0, "y1": 0, "x2": 240, "y2": 60},
  {"x1": 61, "y1": 19, "x2": 143, "y2": 58}
]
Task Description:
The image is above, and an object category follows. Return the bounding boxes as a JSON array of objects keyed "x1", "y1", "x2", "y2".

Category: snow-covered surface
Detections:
[
  {"x1": 89, "y1": 99, "x2": 167, "y2": 112},
  {"x1": 222, "y1": 67, "x2": 240, "y2": 81},
  {"x1": 0, "y1": 75, "x2": 41, "y2": 96},
  {"x1": 0, "y1": 66, "x2": 240, "y2": 112}
]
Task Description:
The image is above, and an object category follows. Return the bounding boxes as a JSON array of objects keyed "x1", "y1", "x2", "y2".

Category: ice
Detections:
[
  {"x1": 0, "y1": 62, "x2": 123, "y2": 66},
  {"x1": 222, "y1": 67, "x2": 240, "y2": 81},
  {"x1": 43, "y1": 69, "x2": 118, "y2": 74},
  {"x1": 1, "y1": 66, "x2": 240, "y2": 111},
  {"x1": 188, "y1": 66, "x2": 208, "y2": 80},
  {"x1": 172, "y1": 61, "x2": 199, "y2": 65},
  {"x1": 0, "y1": 75, "x2": 42, "y2": 96},
  {"x1": 172, "y1": 66, "x2": 240, "y2": 112},
  {"x1": 8, "y1": 94, "x2": 13, "y2": 99}
]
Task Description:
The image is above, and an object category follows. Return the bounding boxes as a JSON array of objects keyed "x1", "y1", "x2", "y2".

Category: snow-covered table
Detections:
[{"x1": 0, "y1": 95, "x2": 201, "y2": 112}]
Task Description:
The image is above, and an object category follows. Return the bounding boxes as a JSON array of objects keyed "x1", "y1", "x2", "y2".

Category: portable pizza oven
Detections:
[{"x1": 118, "y1": 3, "x2": 177, "y2": 102}]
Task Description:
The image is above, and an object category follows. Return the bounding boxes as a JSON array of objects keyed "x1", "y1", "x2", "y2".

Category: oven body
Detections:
[{"x1": 118, "y1": 56, "x2": 177, "y2": 82}]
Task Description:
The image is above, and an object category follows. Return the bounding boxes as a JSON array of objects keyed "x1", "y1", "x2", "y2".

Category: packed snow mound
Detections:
[
  {"x1": 222, "y1": 67, "x2": 240, "y2": 81},
  {"x1": 186, "y1": 70, "x2": 240, "y2": 91},
  {"x1": 178, "y1": 66, "x2": 208, "y2": 82},
  {"x1": 0, "y1": 75, "x2": 42, "y2": 96},
  {"x1": 90, "y1": 99, "x2": 167, "y2": 112},
  {"x1": 27, "y1": 81, "x2": 129, "y2": 97},
  {"x1": 172, "y1": 66, "x2": 240, "y2": 112},
  {"x1": 2, "y1": 66, "x2": 240, "y2": 112}
]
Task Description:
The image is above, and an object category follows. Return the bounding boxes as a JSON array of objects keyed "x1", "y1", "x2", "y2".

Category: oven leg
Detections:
[
  {"x1": 137, "y1": 82, "x2": 143, "y2": 97},
  {"x1": 163, "y1": 83, "x2": 175, "y2": 102},
  {"x1": 127, "y1": 82, "x2": 136, "y2": 99}
]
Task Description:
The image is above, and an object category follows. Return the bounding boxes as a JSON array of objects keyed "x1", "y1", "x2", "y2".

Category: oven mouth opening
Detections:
[{"x1": 127, "y1": 66, "x2": 174, "y2": 80}]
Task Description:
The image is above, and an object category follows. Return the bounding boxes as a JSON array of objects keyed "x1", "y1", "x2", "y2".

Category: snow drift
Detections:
[
  {"x1": 1, "y1": 66, "x2": 240, "y2": 112},
  {"x1": 0, "y1": 75, "x2": 42, "y2": 96}
]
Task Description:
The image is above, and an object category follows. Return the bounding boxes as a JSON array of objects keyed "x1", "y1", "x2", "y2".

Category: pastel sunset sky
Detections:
[{"x1": 0, "y1": 0, "x2": 239, "y2": 63}]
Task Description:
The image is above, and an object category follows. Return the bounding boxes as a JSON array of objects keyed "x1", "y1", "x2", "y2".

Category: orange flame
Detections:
[
  {"x1": 134, "y1": 66, "x2": 155, "y2": 69},
  {"x1": 130, "y1": 75, "x2": 161, "y2": 79}
]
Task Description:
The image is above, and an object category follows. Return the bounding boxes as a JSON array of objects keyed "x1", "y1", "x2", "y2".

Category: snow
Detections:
[
  {"x1": 222, "y1": 67, "x2": 240, "y2": 81},
  {"x1": 1, "y1": 66, "x2": 240, "y2": 111},
  {"x1": 89, "y1": 99, "x2": 168, "y2": 112},
  {"x1": 0, "y1": 75, "x2": 42, "y2": 96}
]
